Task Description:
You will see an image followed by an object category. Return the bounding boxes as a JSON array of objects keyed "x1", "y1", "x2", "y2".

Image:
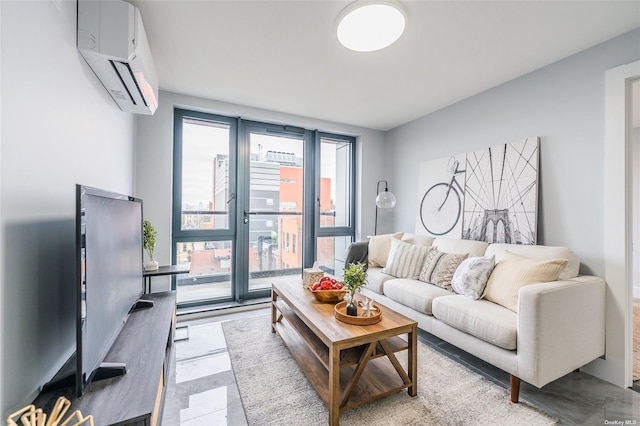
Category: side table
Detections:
[{"x1": 143, "y1": 264, "x2": 191, "y2": 294}]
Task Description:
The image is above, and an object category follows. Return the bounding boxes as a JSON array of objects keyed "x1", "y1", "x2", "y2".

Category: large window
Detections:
[
  {"x1": 315, "y1": 133, "x2": 356, "y2": 278},
  {"x1": 172, "y1": 110, "x2": 237, "y2": 307},
  {"x1": 173, "y1": 110, "x2": 355, "y2": 307}
]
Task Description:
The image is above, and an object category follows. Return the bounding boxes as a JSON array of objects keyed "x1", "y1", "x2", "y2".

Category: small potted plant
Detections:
[
  {"x1": 342, "y1": 262, "x2": 367, "y2": 316},
  {"x1": 143, "y1": 220, "x2": 158, "y2": 271}
]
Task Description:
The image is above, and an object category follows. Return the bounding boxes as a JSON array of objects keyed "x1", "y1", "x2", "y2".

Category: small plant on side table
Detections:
[
  {"x1": 143, "y1": 220, "x2": 158, "y2": 271},
  {"x1": 343, "y1": 262, "x2": 367, "y2": 316}
]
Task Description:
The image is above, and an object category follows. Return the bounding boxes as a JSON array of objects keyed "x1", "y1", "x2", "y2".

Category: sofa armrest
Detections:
[
  {"x1": 516, "y1": 276, "x2": 605, "y2": 388},
  {"x1": 346, "y1": 241, "x2": 369, "y2": 270}
]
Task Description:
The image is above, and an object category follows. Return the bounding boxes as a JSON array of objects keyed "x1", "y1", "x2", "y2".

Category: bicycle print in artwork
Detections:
[{"x1": 415, "y1": 153, "x2": 467, "y2": 237}]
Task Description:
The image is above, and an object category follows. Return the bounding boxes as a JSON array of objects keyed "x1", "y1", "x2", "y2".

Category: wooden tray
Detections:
[{"x1": 334, "y1": 301, "x2": 382, "y2": 325}]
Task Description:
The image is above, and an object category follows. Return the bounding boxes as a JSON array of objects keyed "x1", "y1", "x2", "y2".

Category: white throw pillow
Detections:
[
  {"x1": 381, "y1": 239, "x2": 431, "y2": 279},
  {"x1": 483, "y1": 250, "x2": 568, "y2": 312},
  {"x1": 367, "y1": 232, "x2": 404, "y2": 268},
  {"x1": 418, "y1": 248, "x2": 468, "y2": 291},
  {"x1": 451, "y1": 255, "x2": 495, "y2": 300}
]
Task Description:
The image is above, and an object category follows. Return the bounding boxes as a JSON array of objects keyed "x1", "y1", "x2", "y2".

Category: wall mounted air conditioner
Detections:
[{"x1": 78, "y1": 0, "x2": 158, "y2": 115}]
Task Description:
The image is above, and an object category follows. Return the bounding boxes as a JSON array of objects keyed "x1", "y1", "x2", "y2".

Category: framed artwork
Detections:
[
  {"x1": 462, "y1": 137, "x2": 539, "y2": 244},
  {"x1": 415, "y1": 153, "x2": 467, "y2": 237},
  {"x1": 415, "y1": 137, "x2": 539, "y2": 245}
]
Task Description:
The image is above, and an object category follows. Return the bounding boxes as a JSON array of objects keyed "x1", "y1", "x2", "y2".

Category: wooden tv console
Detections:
[{"x1": 34, "y1": 291, "x2": 176, "y2": 426}]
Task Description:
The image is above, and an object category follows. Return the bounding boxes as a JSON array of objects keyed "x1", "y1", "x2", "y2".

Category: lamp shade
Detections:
[{"x1": 376, "y1": 190, "x2": 396, "y2": 209}]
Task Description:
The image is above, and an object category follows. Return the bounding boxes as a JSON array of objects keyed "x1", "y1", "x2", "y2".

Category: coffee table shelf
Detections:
[
  {"x1": 271, "y1": 281, "x2": 418, "y2": 425},
  {"x1": 274, "y1": 299, "x2": 409, "y2": 369}
]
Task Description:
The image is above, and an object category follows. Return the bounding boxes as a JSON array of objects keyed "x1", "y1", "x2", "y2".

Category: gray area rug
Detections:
[{"x1": 222, "y1": 315, "x2": 557, "y2": 426}]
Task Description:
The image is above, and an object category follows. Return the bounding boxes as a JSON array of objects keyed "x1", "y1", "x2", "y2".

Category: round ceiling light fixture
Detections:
[{"x1": 336, "y1": 1, "x2": 407, "y2": 52}]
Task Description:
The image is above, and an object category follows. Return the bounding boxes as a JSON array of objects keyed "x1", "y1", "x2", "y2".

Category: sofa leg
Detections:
[{"x1": 510, "y1": 375, "x2": 520, "y2": 403}]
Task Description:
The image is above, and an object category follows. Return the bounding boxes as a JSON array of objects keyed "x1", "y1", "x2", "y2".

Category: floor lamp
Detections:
[{"x1": 375, "y1": 180, "x2": 397, "y2": 235}]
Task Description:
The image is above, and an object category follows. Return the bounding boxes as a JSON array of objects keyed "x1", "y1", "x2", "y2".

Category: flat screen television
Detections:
[
  {"x1": 42, "y1": 185, "x2": 147, "y2": 396},
  {"x1": 75, "y1": 185, "x2": 145, "y2": 396}
]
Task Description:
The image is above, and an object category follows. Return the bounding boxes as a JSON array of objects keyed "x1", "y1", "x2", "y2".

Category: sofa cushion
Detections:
[
  {"x1": 367, "y1": 232, "x2": 404, "y2": 268},
  {"x1": 401, "y1": 233, "x2": 435, "y2": 247},
  {"x1": 383, "y1": 279, "x2": 452, "y2": 315},
  {"x1": 382, "y1": 239, "x2": 431, "y2": 279},
  {"x1": 433, "y1": 237, "x2": 488, "y2": 256},
  {"x1": 418, "y1": 249, "x2": 468, "y2": 291},
  {"x1": 484, "y1": 243, "x2": 580, "y2": 280},
  {"x1": 432, "y1": 295, "x2": 518, "y2": 350},
  {"x1": 483, "y1": 250, "x2": 569, "y2": 312},
  {"x1": 364, "y1": 267, "x2": 396, "y2": 294},
  {"x1": 451, "y1": 255, "x2": 495, "y2": 300}
]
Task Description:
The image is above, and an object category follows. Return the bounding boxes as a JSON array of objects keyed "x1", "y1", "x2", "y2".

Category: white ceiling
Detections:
[{"x1": 130, "y1": 1, "x2": 640, "y2": 131}]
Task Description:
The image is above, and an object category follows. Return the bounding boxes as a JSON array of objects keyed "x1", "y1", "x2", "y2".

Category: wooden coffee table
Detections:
[{"x1": 271, "y1": 281, "x2": 417, "y2": 426}]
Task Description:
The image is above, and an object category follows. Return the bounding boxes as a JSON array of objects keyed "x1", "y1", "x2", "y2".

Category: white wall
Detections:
[
  {"x1": 634, "y1": 132, "x2": 640, "y2": 300},
  {"x1": 598, "y1": 60, "x2": 640, "y2": 388},
  {"x1": 1, "y1": 1, "x2": 136, "y2": 416},
  {"x1": 135, "y1": 91, "x2": 386, "y2": 291},
  {"x1": 633, "y1": 77, "x2": 640, "y2": 299},
  {"x1": 386, "y1": 28, "x2": 640, "y2": 278},
  {"x1": 1, "y1": 0, "x2": 4, "y2": 417}
]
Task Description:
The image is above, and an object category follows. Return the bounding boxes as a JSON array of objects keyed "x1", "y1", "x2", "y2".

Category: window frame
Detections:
[
  {"x1": 171, "y1": 109, "x2": 357, "y2": 307},
  {"x1": 310, "y1": 132, "x2": 356, "y2": 275},
  {"x1": 171, "y1": 108, "x2": 239, "y2": 306},
  {"x1": 314, "y1": 132, "x2": 357, "y2": 240}
]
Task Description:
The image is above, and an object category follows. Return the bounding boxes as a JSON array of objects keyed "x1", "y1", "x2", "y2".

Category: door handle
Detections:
[{"x1": 243, "y1": 210, "x2": 249, "y2": 224}]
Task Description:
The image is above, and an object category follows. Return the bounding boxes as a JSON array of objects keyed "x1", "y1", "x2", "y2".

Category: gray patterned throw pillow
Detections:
[
  {"x1": 451, "y1": 255, "x2": 496, "y2": 300},
  {"x1": 418, "y1": 249, "x2": 468, "y2": 291}
]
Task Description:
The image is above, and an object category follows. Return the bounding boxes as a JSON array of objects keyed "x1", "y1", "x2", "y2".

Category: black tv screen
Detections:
[{"x1": 77, "y1": 185, "x2": 143, "y2": 395}]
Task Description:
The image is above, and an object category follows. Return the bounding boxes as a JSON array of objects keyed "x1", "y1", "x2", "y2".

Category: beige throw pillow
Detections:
[
  {"x1": 418, "y1": 248, "x2": 468, "y2": 291},
  {"x1": 484, "y1": 250, "x2": 568, "y2": 312},
  {"x1": 401, "y1": 233, "x2": 435, "y2": 247},
  {"x1": 367, "y1": 232, "x2": 404, "y2": 268},
  {"x1": 381, "y1": 239, "x2": 431, "y2": 279}
]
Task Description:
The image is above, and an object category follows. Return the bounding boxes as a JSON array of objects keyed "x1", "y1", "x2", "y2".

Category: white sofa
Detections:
[{"x1": 350, "y1": 233, "x2": 606, "y2": 403}]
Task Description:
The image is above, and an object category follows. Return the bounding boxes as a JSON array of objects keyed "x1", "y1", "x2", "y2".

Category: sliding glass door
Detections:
[{"x1": 240, "y1": 124, "x2": 312, "y2": 295}]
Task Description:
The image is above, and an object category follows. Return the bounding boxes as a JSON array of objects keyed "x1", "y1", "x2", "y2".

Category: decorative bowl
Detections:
[{"x1": 308, "y1": 285, "x2": 348, "y2": 303}]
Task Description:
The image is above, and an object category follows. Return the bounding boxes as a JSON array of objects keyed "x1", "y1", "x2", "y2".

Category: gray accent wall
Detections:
[
  {"x1": 385, "y1": 28, "x2": 640, "y2": 278},
  {"x1": 1, "y1": 1, "x2": 136, "y2": 416}
]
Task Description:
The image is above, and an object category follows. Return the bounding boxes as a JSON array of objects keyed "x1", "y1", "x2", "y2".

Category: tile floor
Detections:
[
  {"x1": 162, "y1": 308, "x2": 268, "y2": 426},
  {"x1": 162, "y1": 304, "x2": 640, "y2": 426}
]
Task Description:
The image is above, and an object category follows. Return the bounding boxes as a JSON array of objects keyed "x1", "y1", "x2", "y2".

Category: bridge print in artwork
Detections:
[{"x1": 462, "y1": 137, "x2": 539, "y2": 244}]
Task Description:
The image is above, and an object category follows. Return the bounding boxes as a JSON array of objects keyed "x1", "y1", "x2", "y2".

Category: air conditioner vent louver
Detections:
[
  {"x1": 110, "y1": 90, "x2": 128, "y2": 101},
  {"x1": 77, "y1": 0, "x2": 158, "y2": 115}
]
